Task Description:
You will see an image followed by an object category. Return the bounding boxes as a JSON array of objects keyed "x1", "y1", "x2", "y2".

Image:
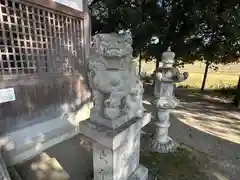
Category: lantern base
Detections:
[{"x1": 149, "y1": 136, "x2": 177, "y2": 153}]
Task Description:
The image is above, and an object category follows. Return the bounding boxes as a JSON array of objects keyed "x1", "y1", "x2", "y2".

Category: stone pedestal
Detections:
[
  {"x1": 0, "y1": 153, "x2": 11, "y2": 180},
  {"x1": 79, "y1": 113, "x2": 150, "y2": 180},
  {"x1": 81, "y1": 33, "x2": 151, "y2": 180},
  {"x1": 147, "y1": 47, "x2": 188, "y2": 153}
]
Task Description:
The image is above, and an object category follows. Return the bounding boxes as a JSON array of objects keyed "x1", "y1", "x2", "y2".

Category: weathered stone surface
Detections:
[
  {"x1": 83, "y1": 33, "x2": 151, "y2": 180},
  {"x1": 87, "y1": 33, "x2": 144, "y2": 129},
  {"x1": 80, "y1": 113, "x2": 150, "y2": 180},
  {"x1": 0, "y1": 153, "x2": 11, "y2": 180},
  {"x1": 149, "y1": 47, "x2": 188, "y2": 153},
  {"x1": 79, "y1": 113, "x2": 151, "y2": 150},
  {"x1": 93, "y1": 133, "x2": 140, "y2": 180}
]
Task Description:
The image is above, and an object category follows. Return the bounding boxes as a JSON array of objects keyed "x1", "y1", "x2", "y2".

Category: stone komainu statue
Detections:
[{"x1": 87, "y1": 33, "x2": 144, "y2": 129}]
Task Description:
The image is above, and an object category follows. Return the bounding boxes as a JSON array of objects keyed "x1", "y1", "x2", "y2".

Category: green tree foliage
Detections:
[
  {"x1": 89, "y1": 0, "x2": 166, "y2": 57},
  {"x1": 185, "y1": 1, "x2": 240, "y2": 90},
  {"x1": 89, "y1": 0, "x2": 240, "y2": 87}
]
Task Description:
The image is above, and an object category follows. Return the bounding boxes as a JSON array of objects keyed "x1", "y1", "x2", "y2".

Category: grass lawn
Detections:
[
  {"x1": 139, "y1": 60, "x2": 239, "y2": 89},
  {"x1": 180, "y1": 72, "x2": 238, "y2": 89}
]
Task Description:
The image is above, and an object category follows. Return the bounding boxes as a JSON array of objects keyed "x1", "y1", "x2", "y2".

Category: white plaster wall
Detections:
[{"x1": 54, "y1": 0, "x2": 84, "y2": 11}]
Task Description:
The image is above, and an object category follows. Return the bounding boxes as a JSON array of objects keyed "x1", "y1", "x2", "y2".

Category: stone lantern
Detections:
[
  {"x1": 148, "y1": 47, "x2": 188, "y2": 153},
  {"x1": 79, "y1": 33, "x2": 151, "y2": 180}
]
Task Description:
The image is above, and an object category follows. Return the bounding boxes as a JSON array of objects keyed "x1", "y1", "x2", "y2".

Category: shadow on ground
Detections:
[
  {"x1": 14, "y1": 135, "x2": 93, "y2": 180},
  {"x1": 174, "y1": 88, "x2": 240, "y2": 144},
  {"x1": 140, "y1": 147, "x2": 215, "y2": 180},
  {"x1": 143, "y1": 86, "x2": 240, "y2": 180},
  {"x1": 144, "y1": 85, "x2": 240, "y2": 144}
]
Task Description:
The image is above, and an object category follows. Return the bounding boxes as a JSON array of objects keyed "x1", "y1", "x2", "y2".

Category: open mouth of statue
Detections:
[{"x1": 102, "y1": 48, "x2": 132, "y2": 57}]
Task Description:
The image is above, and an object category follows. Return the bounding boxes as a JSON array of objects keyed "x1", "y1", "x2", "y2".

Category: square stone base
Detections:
[
  {"x1": 90, "y1": 110, "x2": 129, "y2": 129},
  {"x1": 79, "y1": 113, "x2": 151, "y2": 150},
  {"x1": 79, "y1": 113, "x2": 151, "y2": 180}
]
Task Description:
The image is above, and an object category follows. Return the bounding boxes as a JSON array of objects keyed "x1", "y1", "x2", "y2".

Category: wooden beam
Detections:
[{"x1": 22, "y1": 0, "x2": 84, "y2": 19}]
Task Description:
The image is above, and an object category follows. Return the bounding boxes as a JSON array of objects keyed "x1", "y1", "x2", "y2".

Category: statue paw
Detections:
[
  {"x1": 136, "y1": 110, "x2": 144, "y2": 118},
  {"x1": 104, "y1": 108, "x2": 120, "y2": 119}
]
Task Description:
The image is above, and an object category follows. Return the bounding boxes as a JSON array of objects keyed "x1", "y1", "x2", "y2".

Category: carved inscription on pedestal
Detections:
[
  {"x1": 99, "y1": 169, "x2": 108, "y2": 180},
  {"x1": 118, "y1": 133, "x2": 140, "y2": 179},
  {"x1": 100, "y1": 149, "x2": 108, "y2": 164}
]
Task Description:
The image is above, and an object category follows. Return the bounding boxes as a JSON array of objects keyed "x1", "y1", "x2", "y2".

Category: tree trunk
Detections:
[
  {"x1": 201, "y1": 62, "x2": 210, "y2": 91},
  {"x1": 138, "y1": 55, "x2": 142, "y2": 75},
  {"x1": 233, "y1": 76, "x2": 240, "y2": 107},
  {"x1": 155, "y1": 58, "x2": 160, "y2": 69},
  {"x1": 236, "y1": 76, "x2": 240, "y2": 90}
]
